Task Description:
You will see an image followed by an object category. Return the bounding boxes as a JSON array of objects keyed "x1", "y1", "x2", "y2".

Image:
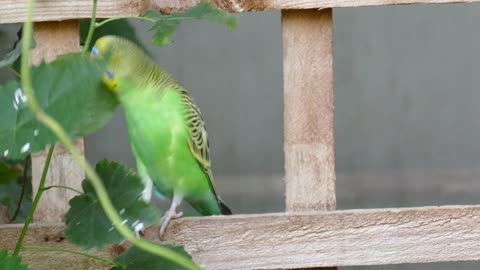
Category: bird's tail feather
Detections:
[{"x1": 217, "y1": 197, "x2": 232, "y2": 215}]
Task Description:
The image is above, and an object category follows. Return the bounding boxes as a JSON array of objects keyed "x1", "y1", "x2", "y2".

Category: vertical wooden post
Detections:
[
  {"x1": 282, "y1": 8, "x2": 336, "y2": 270},
  {"x1": 30, "y1": 21, "x2": 84, "y2": 222},
  {"x1": 282, "y1": 9, "x2": 336, "y2": 212}
]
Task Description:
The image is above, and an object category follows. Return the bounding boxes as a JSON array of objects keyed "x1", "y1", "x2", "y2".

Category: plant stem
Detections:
[
  {"x1": 42, "y1": 185, "x2": 82, "y2": 195},
  {"x1": 6, "y1": 66, "x2": 21, "y2": 78},
  {"x1": 18, "y1": 0, "x2": 200, "y2": 268},
  {"x1": 10, "y1": 155, "x2": 30, "y2": 223},
  {"x1": 22, "y1": 245, "x2": 118, "y2": 266},
  {"x1": 19, "y1": 0, "x2": 39, "y2": 113},
  {"x1": 36, "y1": 112, "x2": 200, "y2": 270},
  {"x1": 95, "y1": 16, "x2": 155, "y2": 28},
  {"x1": 82, "y1": 0, "x2": 98, "y2": 55},
  {"x1": 13, "y1": 145, "x2": 54, "y2": 256}
]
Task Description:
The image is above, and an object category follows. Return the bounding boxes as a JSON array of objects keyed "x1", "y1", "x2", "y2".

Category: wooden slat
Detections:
[
  {"x1": 31, "y1": 21, "x2": 81, "y2": 64},
  {"x1": 282, "y1": 9, "x2": 335, "y2": 212},
  {"x1": 282, "y1": 8, "x2": 336, "y2": 270},
  {"x1": 2, "y1": 206, "x2": 480, "y2": 269},
  {"x1": 1, "y1": 0, "x2": 479, "y2": 24},
  {"x1": 30, "y1": 21, "x2": 84, "y2": 222},
  {"x1": 0, "y1": 223, "x2": 112, "y2": 270},
  {"x1": 153, "y1": 0, "x2": 480, "y2": 11},
  {"x1": 0, "y1": 0, "x2": 147, "y2": 24},
  {"x1": 106, "y1": 205, "x2": 480, "y2": 269}
]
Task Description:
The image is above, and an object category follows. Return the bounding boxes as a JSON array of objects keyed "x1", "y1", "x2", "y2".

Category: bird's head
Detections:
[
  {"x1": 91, "y1": 35, "x2": 162, "y2": 94},
  {"x1": 90, "y1": 35, "x2": 123, "y2": 92}
]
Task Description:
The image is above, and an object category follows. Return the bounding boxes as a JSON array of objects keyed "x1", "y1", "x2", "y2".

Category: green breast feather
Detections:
[{"x1": 94, "y1": 35, "x2": 231, "y2": 220}]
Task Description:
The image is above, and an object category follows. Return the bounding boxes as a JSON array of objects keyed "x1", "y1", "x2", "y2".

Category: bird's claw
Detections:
[
  {"x1": 174, "y1": 211, "x2": 184, "y2": 219},
  {"x1": 159, "y1": 210, "x2": 184, "y2": 238},
  {"x1": 135, "y1": 228, "x2": 145, "y2": 238}
]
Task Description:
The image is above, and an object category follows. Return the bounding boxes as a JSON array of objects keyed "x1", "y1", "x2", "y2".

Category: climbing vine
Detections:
[{"x1": 0, "y1": 1, "x2": 236, "y2": 269}]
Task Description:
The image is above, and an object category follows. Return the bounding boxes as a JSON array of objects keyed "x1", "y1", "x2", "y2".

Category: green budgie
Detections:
[{"x1": 91, "y1": 35, "x2": 231, "y2": 236}]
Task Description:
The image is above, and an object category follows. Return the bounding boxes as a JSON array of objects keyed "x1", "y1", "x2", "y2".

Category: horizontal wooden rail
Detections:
[
  {"x1": 1, "y1": 205, "x2": 480, "y2": 270},
  {"x1": 1, "y1": 0, "x2": 479, "y2": 24}
]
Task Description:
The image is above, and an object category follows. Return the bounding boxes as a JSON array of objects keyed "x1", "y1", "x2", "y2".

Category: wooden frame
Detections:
[
  {"x1": 1, "y1": 0, "x2": 479, "y2": 269},
  {"x1": 1, "y1": 0, "x2": 480, "y2": 23},
  {"x1": 3, "y1": 206, "x2": 480, "y2": 269}
]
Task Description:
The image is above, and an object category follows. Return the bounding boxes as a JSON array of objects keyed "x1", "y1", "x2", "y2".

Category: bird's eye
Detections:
[
  {"x1": 106, "y1": 71, "x2": 114, "y2": 80},
  {"x1": 91, "y1": 46, "x2": 99, "y2": 58}
]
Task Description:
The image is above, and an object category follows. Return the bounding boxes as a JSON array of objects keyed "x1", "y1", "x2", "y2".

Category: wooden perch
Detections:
[
  {"x1": 2, "y1": 205, "x2": 480, "y2": 270},
  {"x1": 1, "y1": 0, "x2": 480, "y2": 24},
  {"x1": 161, "y1": 206, "x2": 480, "y2": 269}
]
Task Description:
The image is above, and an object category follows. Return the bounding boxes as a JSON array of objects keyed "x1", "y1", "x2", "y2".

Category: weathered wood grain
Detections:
[
  {"x1": 0, "y1": 223, "x2": 113, "y2": 270},
  {"x1": 30, "y1": 21, "x2": 84, "y2": 223},
  {"x1": 0, "y1": 0, "x2": 149, "y2": 24},
  {"x1": 282, "y1": 9, "x2": 335, "y2": 270},
  {"x1": 152, "y1": 0, "x2": 480, "y2": 11},
  {"x1": 157, "y1": 206, "x2": 480, "y2": 269},
  {"x1": 282, "y1": 9, "x2": 335, "y2": 212},
  {"x1": 2, "y1": 206, "x2": 480, "y2": 269},
  {"x1": 31, "y1": 141, "x2": 85, "y2": 222},
  {"x1": 1, "y1": 0, "x2": 479, "y2": 24},
  {"x1": 31, "y1": 20, "x2": 81, "y2": 64}
]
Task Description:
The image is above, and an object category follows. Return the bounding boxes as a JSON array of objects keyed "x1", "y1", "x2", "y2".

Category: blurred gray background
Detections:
[{"x1": 2, "y1": 3, "x2": 480, "y2": 269}]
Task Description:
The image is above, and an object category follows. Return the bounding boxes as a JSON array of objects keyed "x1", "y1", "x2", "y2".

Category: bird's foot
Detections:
[
  {"x1": 135, "y1": 228, "x2": 145, "y2": 238},
  {"x1": 159, "y1": 210, "x2": 184, "y2": 238}
]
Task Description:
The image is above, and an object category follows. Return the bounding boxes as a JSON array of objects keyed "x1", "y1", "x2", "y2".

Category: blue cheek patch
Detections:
[
  {"x1": 106, "y1": 71, "x2": 114, "y2": 80},
  {"x1": 91, "y1": 46, "x2": 99, "y2": 57}
]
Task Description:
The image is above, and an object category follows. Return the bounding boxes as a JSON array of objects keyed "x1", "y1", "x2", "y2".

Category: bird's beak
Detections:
[{"x1": 102, "y1": 71, "x2": 118, "y2": 92}]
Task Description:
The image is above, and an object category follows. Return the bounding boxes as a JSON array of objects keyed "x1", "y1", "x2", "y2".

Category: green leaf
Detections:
[
  {"x1": 0, "y1": 179, "x2": 31, "y2": 223},
  {"x1": 143, "y1": 13, "x2": 179, "y2": 47},
  {"x1": 0, "y1": 44, "x2": 21, "y2": 69},
  {"x1": 0, "y1": 34, "x2": 36, "y2": 69},
  {"x1": 184, "y1": 2, "x2": 236, "y2": 28},
  {"x1": 0, "y1": 54, "x2": 118, "y2": 159},
  {"x1": 145, "y1": 2, "x2": 236, "y2": 47},
  {"x1": 80, "y1": 19, "x2": 146, "y2": 51},
  {"x1": 0, "y1": 161, "x2": 31, "y2": 222},
  {"x1": 112, "y1": 245, "x2": 194, "y2": 270},
  {"x1": 65, "y1": 160, "x2": 160, "y2": 250},
  {"x1": 0, "y1": 250, "x2": 29, "y2": 270},
  {"x1": 0, "y1": 160, "x2": 21, "y2": 185}
]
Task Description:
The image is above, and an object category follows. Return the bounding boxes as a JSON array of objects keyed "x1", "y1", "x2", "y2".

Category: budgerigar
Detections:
[{"x1": 91, "y1": 35, "x2": 231, "y2": 236}]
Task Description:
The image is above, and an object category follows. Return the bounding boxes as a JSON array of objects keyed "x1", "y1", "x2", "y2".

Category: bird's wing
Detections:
[{"x1": 179, "y1": 89, "x2": 219, "y2": 196}]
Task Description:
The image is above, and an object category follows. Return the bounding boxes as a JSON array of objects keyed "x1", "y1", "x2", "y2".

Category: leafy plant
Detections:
[
  {"x1": 65, "y1": 160, "x2": 160, "y2": 249},
  {"x1": 0, "y1": 158, "x2": 31, "y2": 223},
  {"x1": 0, "y1": 34, "x2": 35, "y2": 69},
  {"x1": 0, "y1": 160, "x2": 22, "y2": 185},
  {"x1": 79, "y1": 19, "x2": 146, "y2": 51},
  {"x1": 0, "y1": 0, "x2": 236, "y2": 269},
  {"x1": 112, "y1": 245, "x2": 193, "y2": 270},
  {"x1": 0, "y1": 54, "x2": 117, "y2": 160},
  {"x1": 0, "y1": 250, "x2": 29, "y2": 270},
  {"x1": 144, "y1": 2, "x2": 236, "y2": 47}
]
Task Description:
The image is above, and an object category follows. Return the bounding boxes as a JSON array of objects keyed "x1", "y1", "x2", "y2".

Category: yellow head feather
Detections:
[
  {"x1": 91, "y1": 35, "x2": 178, "y2": 94},
  {"x1": 90, "y1": 36, "x2": 118, "y2": 91}
]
